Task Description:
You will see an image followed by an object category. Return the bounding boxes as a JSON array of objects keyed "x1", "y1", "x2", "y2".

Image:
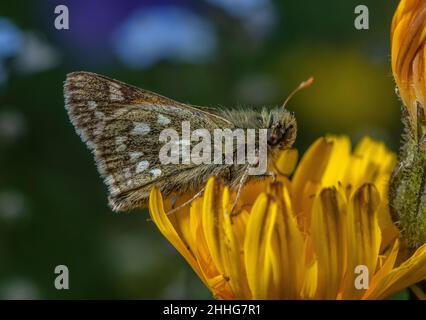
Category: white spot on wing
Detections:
[
  {"x1": 88, "y1": 101, "x2": 97, "y2": 110},
  {"x1": 95, "y1": 111, "x2": 104, "y2": 119},
  {"x1": 129, "y1": 152, "x2": 144, "y2": 161},
  {"x1": 124, "y1": 168, "x2": 132, "y2": 179},
  {"x1": 150, "y1": 168, "x2": 162, "y2": 178},
  {"x1": 157, "y1": 114, "x2": 171, "y2": 125},
  {"x1": 109, "y1": 84, "x2": 124, "y2": 101},
  {"x1": 136, "y1": 160, "x2": 149, "y2": 173},
  {"x1": 86, "y1": 140, "x2": 94, "y2": 149},
  {"x1": 131, "y1": 122, "x2": 150, "y2": 135}
]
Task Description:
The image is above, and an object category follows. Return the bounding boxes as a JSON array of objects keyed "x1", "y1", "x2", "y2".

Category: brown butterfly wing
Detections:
[{"x1": 64, "y1": 71, "x2": 232, "y2": 211}]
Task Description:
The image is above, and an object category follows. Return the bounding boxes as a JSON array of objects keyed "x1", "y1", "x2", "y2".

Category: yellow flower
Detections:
[
  {"x1": 391, "y1": 0, "x2": 426, "y2": 132},
  {"x1": 149, "y1": 136, "x2": 426, "y2": 299}
]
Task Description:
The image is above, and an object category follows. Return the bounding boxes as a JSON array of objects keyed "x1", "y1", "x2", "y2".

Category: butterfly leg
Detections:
[
  {"x1": 230, "y1": 165, "x2": 251, "y2": 216},
  {"x1": 170, "y1": 195, "x2": 178, "y2": 209},
  {"x1": 230, "y1": 163, "x2": 277, "y2": 216},
  {"x1": 166, "y1": 187, "x2": 205, "y2": 216}
]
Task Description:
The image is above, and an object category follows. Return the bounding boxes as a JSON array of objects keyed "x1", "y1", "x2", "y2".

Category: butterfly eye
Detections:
[{"x1": 267, "y1": 127, "x2": 284, "y2": 146}]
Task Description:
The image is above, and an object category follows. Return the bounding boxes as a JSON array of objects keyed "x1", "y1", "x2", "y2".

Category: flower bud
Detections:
[{"x1": 390, "y1": 0, "x2": 426, "y2": 248}]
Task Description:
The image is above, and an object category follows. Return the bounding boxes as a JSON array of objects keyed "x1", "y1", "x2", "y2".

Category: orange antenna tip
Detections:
[
  {"x1": 301, "y1": 76, "x2": 314, "y2": 89},
  {"x1": 282, "y1": 76, "x2": 314, "y2": 109}
]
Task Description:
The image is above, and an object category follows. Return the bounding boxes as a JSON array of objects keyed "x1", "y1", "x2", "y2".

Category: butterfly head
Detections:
[
  {"x1": 266, "y1": 109, "x2": 297, "y2": 149},
  {"x1": 265, "y1": 76, "x2": 312, "y2": 150}
]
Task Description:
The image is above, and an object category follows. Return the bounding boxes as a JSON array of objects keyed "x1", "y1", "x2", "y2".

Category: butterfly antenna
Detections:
[{"x1": 282, "y1": 76, "x2": 314, "y2": 109}]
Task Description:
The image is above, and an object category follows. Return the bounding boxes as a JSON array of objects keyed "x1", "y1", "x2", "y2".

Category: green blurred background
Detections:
[{"x1": 0, "y1": 0, "x2": 402, "y2": 299}]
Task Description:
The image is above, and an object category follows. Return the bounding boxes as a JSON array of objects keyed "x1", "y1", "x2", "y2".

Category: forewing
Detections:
[{"x1": 64, "y1": 71, "x2": 230, "y2": 211}]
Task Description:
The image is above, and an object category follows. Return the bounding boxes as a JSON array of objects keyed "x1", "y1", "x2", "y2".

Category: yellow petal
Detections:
[
  {"x1": 321, "y1": 136, "x2": 351, "y2": 187},
  {"x1": 273, "y1": 148, "x2": 298, "y2": 176},
  {"x1": 244, "y1": 192, "x2": 276, "y2": 299},
  {"x1": 342, "y1": 184, "x2": 381, "y2": 299},
  {"x1": 238, "y1": 179, "x2": 271, "y2": 212},
  {"x1": 301, "y1": 260, "x2": 318, "y2": 299},
  {"x1": 202, "y1": 177, "x2": 226, "y2": 275},
  {"x1": 363, "y1": 240, "x2": 400, "y2": 299},
  {"x1": 148, "y1": 187, "x2": 206, "y2": 284},
  {"x1": 292, "y1": 136, "x2": 350, "y2": 214},
  {"x1": 220, "y1": 187, "x2": 251, "y2": 299},
  {"x1": 311, "y1": 187, "x2": 347, "y2": 299},
  {"x1": 189, "y1": 197, "x2": 220, "y2": 279},
  {"x1": 346, "y1": 137, "x2": 396, "y2": 193},
  {"x1": 292, "y1": 137, "x2": 334, "y2": 212},
  {"x1": 277, "y1": 185, "x2": 306, "y2": 298},
  {"x1": 366, "y1": 244, "x2": 426, "y2": 299}
]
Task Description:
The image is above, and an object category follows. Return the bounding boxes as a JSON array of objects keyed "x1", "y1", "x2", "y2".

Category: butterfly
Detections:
[{"x1": 64, "y1": 72, "x2": 312, "y2": 212}]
